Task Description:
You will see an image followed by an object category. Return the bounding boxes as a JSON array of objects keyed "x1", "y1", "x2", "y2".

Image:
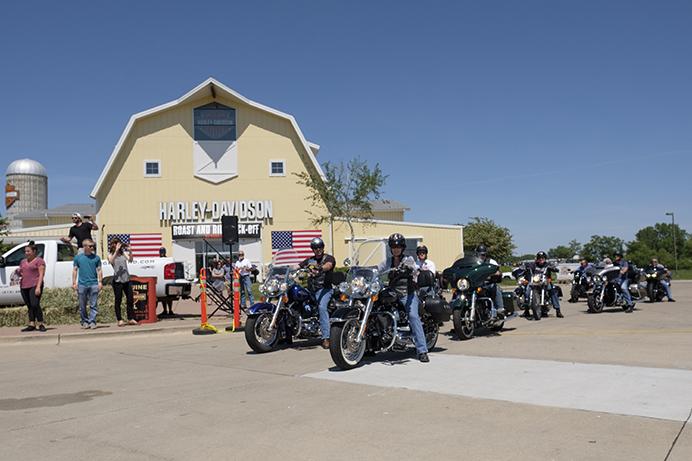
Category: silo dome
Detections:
[{"x1": 6, "y1": 158, "x2": 47, "y2": 177}]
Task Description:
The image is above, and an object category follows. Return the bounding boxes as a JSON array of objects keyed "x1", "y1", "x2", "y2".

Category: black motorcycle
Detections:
[
  {"x1": 329, "y1": 242, "x2": 449, "y2": 370},
  {"x1": 643, "y1": 266, "x2": 668, "y2": 303},
  {"x1": 587, "y1": 266, "x2": 643, "y2": 313},
  {"x1": 513, "y1": 265, "x2": 561, "y2": 319},
  {"x1": 568, "y1": 269, "x2": 593, "y2": 303}
]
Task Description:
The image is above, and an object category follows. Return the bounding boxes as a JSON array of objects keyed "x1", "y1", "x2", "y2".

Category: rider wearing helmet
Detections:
[
  {"x1": 299, "y1": 237, "x2": 336, "y2": 348},
  {"x1": 415, "y1": 245, "x2": 437, "y2": 274},
  {"x1": 475, "y1": 245, "x2": 505, "y2": 319},
  {"x1": 379, "y1": 233, "x2": 430, "y2": 363},
  {"x1": 522, "y1": 251, "x2": 563, "y2": 319}
]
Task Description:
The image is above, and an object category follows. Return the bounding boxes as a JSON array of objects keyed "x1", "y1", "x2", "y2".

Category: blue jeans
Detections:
[
  {"x1": 78, "y1": 284, "x2": 99, "y2": 325},
  {"x1": 488, "y1": 283, "x2": 504, "y2": 317},
  {"x1": 660, "y1": 280, "x2": 673, "y2": 299},
  {"x1": 400, "y1": 293, "x2": 428, "y2": 354},
  {"x1": 315, "y1": 287, "x2": 333, "y2": 339},
  {"x1": 239, "y1": 275, "x2": 254, "y2": 307},
  {"x1": 526, "y1": 286, "x2": 560, "y2": 309},
  {"x1": 620, "y1": 278, "x2": 633, "y2": 305}
]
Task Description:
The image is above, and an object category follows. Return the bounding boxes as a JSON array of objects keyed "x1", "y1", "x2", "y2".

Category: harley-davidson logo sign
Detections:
[{"x1": 5, "y1": 182, "x2": 18, "y2": 209}]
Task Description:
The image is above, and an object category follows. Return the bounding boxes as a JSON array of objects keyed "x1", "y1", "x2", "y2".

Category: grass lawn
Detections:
[{"x1": 672, "y1": 269, "x2": 692, "y2": 280}]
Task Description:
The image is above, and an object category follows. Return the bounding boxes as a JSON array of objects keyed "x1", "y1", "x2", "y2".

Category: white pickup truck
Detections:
[{"x1": 0, "y1": 240, "x2": 193, "y2": 306}]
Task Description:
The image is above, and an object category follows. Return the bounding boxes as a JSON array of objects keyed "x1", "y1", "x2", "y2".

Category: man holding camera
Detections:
[{"x1": 62, "y1": 212, "x2": 99, "y2": 253}]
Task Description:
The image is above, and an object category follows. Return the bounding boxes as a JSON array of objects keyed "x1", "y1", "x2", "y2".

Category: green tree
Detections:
[
  {"x1": 581, "y1": 235, "x2": 625, "y2": 262},
  {"x1": 627, "y1": 222, "x2": 690, "y2": 269},
  {"x1": 463, "y1": 217, "x2": 516, "y2": 262},
  {"x1": 295, "y1": 158, "x2": 387, "y2": 256},
  {"x1": 548, "y1": 245, "x2": 573, "y2": 260},
  {"x1": 0, "y1": 215, "x2": 9, "y2": 254}
]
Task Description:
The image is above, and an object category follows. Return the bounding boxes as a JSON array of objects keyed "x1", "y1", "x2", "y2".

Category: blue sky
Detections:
[{"x1": 1, "y1": 0, "x2": 690, "y2": 253}]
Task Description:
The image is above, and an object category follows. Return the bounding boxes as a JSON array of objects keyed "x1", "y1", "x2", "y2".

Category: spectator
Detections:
[
  {"x1": 16, "y1": 241, "x2": 46, "y2": 332},
  {"x1": 107, "y1": 237, "x2": 138, "y2": 326},
  {"x1": 210, "y1": 259, "x2": 225, "y2": 292},
  {"x1": 62, "y1": 213, "x2": 99, "y2": 253},
  {"x1": 72, "y1": 239, "x2": 103, "y2": 329},
  {"x1": 159, "y1": 247, "x2": 167, "y2": 257},
  {"x1": 157, "y1": 246, "x2": 176, "y2": 317},
  {"x1": 223, "y1": 257, "x2": 233, "y2": 296},
  {"x1": 234, "y1": 250, "x2": 255, "y2": 308}
]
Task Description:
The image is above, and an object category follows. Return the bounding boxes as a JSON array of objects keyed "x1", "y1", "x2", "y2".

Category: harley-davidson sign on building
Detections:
[{"x1": 90, "y1": 78, "x2": 463, "y2": 273}]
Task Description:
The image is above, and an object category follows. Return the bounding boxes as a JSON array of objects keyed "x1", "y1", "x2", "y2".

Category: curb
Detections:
[{"x1": 0, "y1": 321, "x2": 235, "y2": 345}]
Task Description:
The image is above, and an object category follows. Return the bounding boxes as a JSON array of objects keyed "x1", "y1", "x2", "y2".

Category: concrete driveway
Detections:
[{"x1": 1, "y1": 282, "x2": 691, "y2": 460}]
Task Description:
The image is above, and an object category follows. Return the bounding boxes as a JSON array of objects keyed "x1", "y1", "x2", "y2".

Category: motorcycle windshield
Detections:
[
  {"x1": 260, "y1": 249, "x2": 300, "y2": 297},
  {"x1": 455, "y1": 263, "x2": 500, "y2": 286},
  {"x1": 342, "y1": 240, "x2": 389, "y2": 297}
]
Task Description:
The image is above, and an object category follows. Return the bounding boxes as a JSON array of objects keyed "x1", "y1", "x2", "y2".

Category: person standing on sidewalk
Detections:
[
  {"x1": 72, "y1": 239, "x2": 103, "y2": 329},
  {"x1": 16, "y1": 241, "x2": 46, "y2": 332},
  {"x1": 107, "y1": 237, "x2": 138, "y2": 327},
  {"x1": 234, "y1": 251, "x2": 254, "y2": 308}
]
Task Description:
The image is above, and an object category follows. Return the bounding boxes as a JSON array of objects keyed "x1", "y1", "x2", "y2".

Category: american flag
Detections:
[
  {"x1": 108, "y1": 233, "x2": 163, "y2": 258},
  {"x1": 271, "y1": 230, "x2": 322, "y2": 265}
]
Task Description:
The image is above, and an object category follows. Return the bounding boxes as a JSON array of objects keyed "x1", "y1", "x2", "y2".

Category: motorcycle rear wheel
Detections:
[
  {"x1": 330, "y1": 319, "x2": 366, "y2": 370},
  {"x1": 245, "y1": 313, "x2": 279, "y2": 353},
  {"x1": 587, "y1": 294, "x2": 603, "y2": 313},
  {"x1": 453, "y1": 308, "x2": 475, "y2": 340}
]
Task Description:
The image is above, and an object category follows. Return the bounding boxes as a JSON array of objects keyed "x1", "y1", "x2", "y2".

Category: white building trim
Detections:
[{"x1": 91, "y1": 77, "x2": 324, "y2": 199}]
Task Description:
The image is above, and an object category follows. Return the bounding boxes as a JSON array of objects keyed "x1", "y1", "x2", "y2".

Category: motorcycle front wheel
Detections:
[
  {"x1": 647, "y1": 283, "x2": 656, "y2": 303},
  {"x1": 587, "y1": 294, "x2": 603, "y2": 313},
  {"x1": 245, "y1": 313, "x2": 279, "y2": 353},
  {"x1": 423, "y1": 317, "x2": 439, "y2": 350},
  {"x1": 453, "y1": 308, "x2": 475, "y2": 340},
  {"x1": 330, "y1": 319, "x2": 367, "y2": 370}
]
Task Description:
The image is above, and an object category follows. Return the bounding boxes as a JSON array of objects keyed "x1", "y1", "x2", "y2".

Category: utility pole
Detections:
[{"x1": 665, "y1": 212, "x2": 678, "y2": 272}]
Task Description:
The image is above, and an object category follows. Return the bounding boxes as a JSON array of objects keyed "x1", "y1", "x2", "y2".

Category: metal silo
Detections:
[{"x1": 5, "y1": 159, "x2": 48, "y2": 226}]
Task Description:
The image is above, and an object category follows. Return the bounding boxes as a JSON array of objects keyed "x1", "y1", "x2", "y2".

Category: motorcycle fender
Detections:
[
  {"x1": 450, "y1": 296, "x2": 466, "y2": 310},
  {"x1": 330, "y1": 307, "x2": 360, "y2": 323},
  {"x1": 247, "y1": 302, "x2": 276, "y2": 316}
]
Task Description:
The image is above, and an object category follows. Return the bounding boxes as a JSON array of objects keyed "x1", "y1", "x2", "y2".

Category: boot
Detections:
[{"x1": 556, "y1": 309, "x2": 564, "y2": 318}]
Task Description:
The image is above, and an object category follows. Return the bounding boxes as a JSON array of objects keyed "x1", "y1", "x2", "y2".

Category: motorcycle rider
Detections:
[
  {"x1": 475, "y1": 245, "x2": 505, "y2": 319},
  {"x1": 613, "y1": 252, "x2": 635, "y2": 313},
  {"x1": 381, "y1": 233, "x2": 430, "y2": 363},
  {"x1": 521, "y1": 251, "x2": 563, "y2": 319},
  {"x1": 575, "y1": 258, "x2": 594, "y2": 275},
  {"x1": 647, "y1": 258, "x2": 675, "y2": 302},
  {"x1": 298, "y1": 237, "x2": 336, "y2": 349},
  {"x1": 414, "y1": 245, "x2": 437, "y2": 274}
]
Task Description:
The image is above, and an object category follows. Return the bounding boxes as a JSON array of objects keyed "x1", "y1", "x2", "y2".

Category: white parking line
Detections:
[{"x1": 304, "y1": 354, "x2": 692, "y2": 422}]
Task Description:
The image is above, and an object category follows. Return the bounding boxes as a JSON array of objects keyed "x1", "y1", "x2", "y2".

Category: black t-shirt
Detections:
[
  {"x1": 300, "y1": 254, "x2": 336, "y2": 291},
  {"x1": 69, "y1": 222, "x2": 94, "y2": 248}
]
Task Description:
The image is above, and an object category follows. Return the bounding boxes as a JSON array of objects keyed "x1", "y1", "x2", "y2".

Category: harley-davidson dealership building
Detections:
[{"x1": 81, "y1": 78, "x2": 463, "y2": 272}]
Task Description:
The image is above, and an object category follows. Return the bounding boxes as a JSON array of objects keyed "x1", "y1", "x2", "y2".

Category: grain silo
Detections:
[{"x1": 5, "y1": 159, "x2": 48, "y2": 227}]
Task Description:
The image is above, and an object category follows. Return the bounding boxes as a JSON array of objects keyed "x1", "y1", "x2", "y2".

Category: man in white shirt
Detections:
[
  {"x1": 415, "y1": 245, "x2": 437, "y2": 274},
  {"x1": 233, "y1": 251, "x2": 254, "y2": 308}
]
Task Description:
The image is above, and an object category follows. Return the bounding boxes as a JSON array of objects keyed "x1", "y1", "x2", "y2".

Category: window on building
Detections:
[
  {"x1": 269, "y1": 160, "x2": 285, "y2": 177},
  {"x1": 144, "y1": 161, "x2": 160, "y2": 177},
  {"x1": 194, "y1": 102, "x2": 236, "y2": 141}
]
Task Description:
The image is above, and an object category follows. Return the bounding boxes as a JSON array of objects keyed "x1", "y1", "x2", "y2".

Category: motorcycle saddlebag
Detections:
[
  {"x1": 501, "y1": 291, "x2": 516, "y2": 314},
  {"x1": 423, "y1": 297, "x2": 452, "y2": 322}
]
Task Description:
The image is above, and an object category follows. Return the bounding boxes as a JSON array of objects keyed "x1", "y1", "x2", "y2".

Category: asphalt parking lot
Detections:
[{"x1": 1, "y1": 282, "x2": 691, "y2": 461}]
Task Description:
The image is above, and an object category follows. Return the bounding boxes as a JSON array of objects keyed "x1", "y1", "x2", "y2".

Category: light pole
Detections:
[{"x1": 665, "y1": 212, "x2": 678, "y2": 272}]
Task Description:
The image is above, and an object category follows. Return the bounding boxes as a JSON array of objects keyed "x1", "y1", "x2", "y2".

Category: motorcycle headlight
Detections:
[
  {"x1": 261, "y1": 278, "x2": 281, "y2": 296},
  {"x1": 369, "y1": 280, "x2": 381, "y2": 294},
  {"x1": 350, "y1": 276, "x2": 368, "y2": 296},
  {"x1": 593, "y1": 275, "x2": 602, "y2": 283},
  {"x1": 338, "y1": 281, "x2": 348, "y2": 293},
  {"x1": 532, "y1": 275, "x2": 542, "y2": 283},
  {"x1": 456, "y1": 278, "x2": 470, "y2": 291},
  {"x1": 279, "y1": 282, "x2": 288, "y2": 293}
]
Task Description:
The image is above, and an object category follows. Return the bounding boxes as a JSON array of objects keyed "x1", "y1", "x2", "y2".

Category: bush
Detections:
[{"x1": 0, "y1": 287, "x2": 118, "y2": 327}]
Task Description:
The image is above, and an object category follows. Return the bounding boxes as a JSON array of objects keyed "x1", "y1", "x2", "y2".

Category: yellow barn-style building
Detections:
[{"x1": 82, "y1": 78, "x2": 463, "y2": 272}]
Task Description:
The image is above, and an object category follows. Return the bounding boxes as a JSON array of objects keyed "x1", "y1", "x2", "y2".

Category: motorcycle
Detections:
[
  {"x1": 513, "y1": 265, "x2": 561, "y2": 319},
  {"x1": 442, "y1": 254, "x2": 516, "y2": 340},
  {"x1": 568, "y1": 269, "x2": 593, "y2": 303},
  {"x1": 244, "y1": 250, "x2": 344, "y2": 353},
  {"x1": 329, "y1": 241, "x2": 449, "y2": 370},
  {"x1": 643, "y1": 266, "x2": 668, "y2": 303},
  {"x1": 587, "y1": 265, "x2": 643, "y2": 313}
]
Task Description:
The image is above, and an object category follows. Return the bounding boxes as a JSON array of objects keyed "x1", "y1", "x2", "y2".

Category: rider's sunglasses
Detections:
[
  {"x1": 417, "y1": 250, "x2": 427, "y2": 254},
  {"x1": 391, "y1": 244, "x2": 403, "y2": 249}
]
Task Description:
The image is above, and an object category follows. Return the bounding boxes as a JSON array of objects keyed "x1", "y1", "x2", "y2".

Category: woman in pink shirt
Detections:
[{"x1": 16, "y1": 241, "x2": 46, "y2": 332}]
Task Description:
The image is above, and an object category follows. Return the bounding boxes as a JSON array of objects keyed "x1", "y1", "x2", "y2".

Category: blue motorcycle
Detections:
[{"x1": 244, "y1": 250, "x2": 342, "y2": 353}]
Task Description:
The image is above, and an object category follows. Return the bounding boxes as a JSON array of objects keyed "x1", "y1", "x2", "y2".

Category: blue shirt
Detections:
[{"x1": 74, "y1": 253, "x2": 102, "y2": 286}]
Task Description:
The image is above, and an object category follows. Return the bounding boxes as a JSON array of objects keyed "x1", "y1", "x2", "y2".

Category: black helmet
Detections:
[
  {"x1": 388, "y1": 233, "x2": 406, "y2": 249},
  {"x1": 614, "y1": 251, "x2": 623, "y2": 258},
  {"x1": 475, "y1": 244, "x2": 488, "y2": 255},
  {"x1": 536, "y1": 251, "x2": 548, "y2": 260},
  {"x1": 416, "y1": 245, "x2": 428, "y2": 254},
  {"x1": 310, "y1": 237, "x2": 325, "y2": 250}
]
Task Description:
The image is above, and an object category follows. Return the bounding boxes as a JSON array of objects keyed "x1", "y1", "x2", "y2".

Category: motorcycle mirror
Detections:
[
  {"x1": 343, "y1": 258, "x2": 351, "y2": 267},
  {"x1": 0, "y1": 256, "x2": 5, "y2": 268}
]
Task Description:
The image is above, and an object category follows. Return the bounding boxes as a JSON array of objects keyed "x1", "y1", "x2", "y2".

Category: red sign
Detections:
[{"x1": 5, "y1": 182, "x2": 18, "y2": 209}]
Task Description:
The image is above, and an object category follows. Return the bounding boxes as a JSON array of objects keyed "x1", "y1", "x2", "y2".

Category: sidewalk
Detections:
[{"x1": 0, "y1": 296, "x2": 241, "y2": 345}]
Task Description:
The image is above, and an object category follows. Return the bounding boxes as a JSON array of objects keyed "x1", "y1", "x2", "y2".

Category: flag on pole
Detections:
[
  {"x1": 107, "y1": 233, "x2": 163, "y2": 258},
  {"x1": 271, "y1": 230, "x2": 322, "y2": 265}
]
